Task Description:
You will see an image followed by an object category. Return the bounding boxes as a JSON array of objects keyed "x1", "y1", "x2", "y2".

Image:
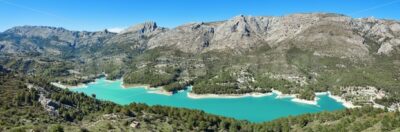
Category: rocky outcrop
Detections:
[
  {"x1": 119, "y1": 21, "x2": 160, "y2": 34},
  {"x1": 104, "y1": 22, "x2": 167, "y2": 53},
  {"x1": 39, "y1": 94, "x2": 60, "y2": 116},
  {"x1": 377, "y1": 39, "x2": 400, "y2": 55},
  {"x1": 144, "y1": 13, "x2": 400, "y2": 58}
]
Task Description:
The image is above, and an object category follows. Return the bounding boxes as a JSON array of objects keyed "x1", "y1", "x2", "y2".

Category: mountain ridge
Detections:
[{"x1": 2, "y1": 13, "x2": 399, "y2": 56}]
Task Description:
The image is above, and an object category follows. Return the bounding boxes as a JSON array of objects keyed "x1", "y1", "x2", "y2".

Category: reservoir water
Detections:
[{"x1": 70, "y1": 78, "x2": 345, "y2": 122}]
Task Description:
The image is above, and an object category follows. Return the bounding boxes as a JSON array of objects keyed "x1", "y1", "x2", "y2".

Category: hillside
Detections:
[
  {"x1": 1, "y1": 13, "x2": 400, "y2": 110},
  {"x1": 1, "y1": 72, "x2": 400, "y2": 131}
]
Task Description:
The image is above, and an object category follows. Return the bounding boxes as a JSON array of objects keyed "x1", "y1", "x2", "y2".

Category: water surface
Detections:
[{"x1": 71, "y1": 78, "x2": 345, "y2": 122}]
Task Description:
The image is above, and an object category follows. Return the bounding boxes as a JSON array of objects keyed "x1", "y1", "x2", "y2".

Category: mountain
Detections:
[
  {"x1": 103, "y1": 21, "x2": 168, "y2": 55},
  {"x1": 2, "y1": 13, "x2": 399, "y2": 56},
  {"x1": 0, "y1": 26, "x2": 116, "y2": 56},
  {"x1": 1, "y1": 13, "x2": 400, "y2": 109},
  {"x1": 146, "y1": 13, "x2": 400, "y2": 57}
]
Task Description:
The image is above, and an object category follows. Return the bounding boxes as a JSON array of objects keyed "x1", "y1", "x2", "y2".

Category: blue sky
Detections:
[{"x1": 0, "y1": 0, "x2": 399, "y2": 32}]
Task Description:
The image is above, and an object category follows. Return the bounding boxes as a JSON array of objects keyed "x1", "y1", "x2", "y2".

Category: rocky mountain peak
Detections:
[
  {"x1": 1, "y1": 13, "x2": 400, "y2": 57},
  {"x1": 4, "y1": 26, "x2": 70, "y2": 37},
  {"x1": 120, "y1": 21, "x2": 159, "y2": 34},
  {"x1": 144, "y1": 13, "x2": 400, "y2": 57}
]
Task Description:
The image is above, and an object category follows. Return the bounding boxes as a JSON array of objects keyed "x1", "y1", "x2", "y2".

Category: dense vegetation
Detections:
[
  {"x1": 2, "y1": 40, "x2": 400, "y2": 105},
  {"x1": 285, "y1": 47, "x2": 400, "y2": 104},
  {"x1": 113, "y1": 45, "x2": 400, "y2": 105},
  {"x1": 2, "y1": 72, "x2": 400, "y2": 131},
  {"x1": 3, "y1": 41, "x2": 400, "y2": 105}
]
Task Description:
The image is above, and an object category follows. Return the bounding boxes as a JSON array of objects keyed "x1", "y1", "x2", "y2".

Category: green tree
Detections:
[{"x1": 49, "y1": 125, "x2": 64, "y2": 132}]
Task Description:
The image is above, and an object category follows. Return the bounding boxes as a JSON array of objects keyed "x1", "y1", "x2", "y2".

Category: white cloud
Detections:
[{"x1": 107, "y1": 27, "x2": 126, "y2": 33}]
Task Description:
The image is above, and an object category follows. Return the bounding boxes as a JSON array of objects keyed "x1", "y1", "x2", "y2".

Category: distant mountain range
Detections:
[
  {"x1": 0, "y1": 14, "x2": 400, "y2": 57},
  {"x1": 1, "y1": 13, "x2": 399, "y2": 57}
]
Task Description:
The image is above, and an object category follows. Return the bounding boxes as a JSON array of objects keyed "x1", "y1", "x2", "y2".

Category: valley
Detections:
[{"x1": 1, "y1": 13, "x2": 400, "y2": 131}]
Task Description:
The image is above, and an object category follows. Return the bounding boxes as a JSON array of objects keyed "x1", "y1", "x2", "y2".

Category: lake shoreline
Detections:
[
  {"x1": 121, "y1": 83, "x2": 151, "y2": 89},
  {"x1": 52, "y1": 77, "x2": 356, "y2": 108},
  {"x1": 187, "y1": 92, "x2": 274, "y2": 99},
  {"x1": 271, "y1": 89, "x2": 319, "y2": 106},
  {"x1": 67, "y1": 78, "x2": 347, "y2": 122},
  {"x1": 315, "y1": 91, "x2": 359, "y2": 108},
  {"x1": 119, "y1": 77, "x2": 151, "y2": 89},
  {"x1": 291, "y1": 98, "x2": 319, "y2": 105},
  {"x1": 147, "y1": 89, "x2": 173, "y2": 96},
  {"x1": 50, "y1": 82, "x2": 88, "y2": 89},
  {"x1": 186, "y1": 89, "x2": 321, "y2": 106},
  {"x1": 327, "y1": 92, "x2": 360, "y2": 108},
  {"x1": 120, "y1": 79, "x2": 173, "y2": 96},
  {"x1": 186, "y1": 89, "x2": 360, "y2": 107}
]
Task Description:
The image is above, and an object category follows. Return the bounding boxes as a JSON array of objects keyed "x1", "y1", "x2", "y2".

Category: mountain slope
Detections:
[
  {"x1": 2, "y1": 13, "x2": 399, "y2": 57},
  {"x1": 1, "y1": 72, "x2": 400, "y2": 132},
  {"x1": 1, "y1": 13, "x2": 400, "y2": 110},
  {"x1": 0, "y1": 26, "x2": 116, "y2": 57},
  {"x1": 145, "y1": 13, "x2": 400, "y2": 57}
]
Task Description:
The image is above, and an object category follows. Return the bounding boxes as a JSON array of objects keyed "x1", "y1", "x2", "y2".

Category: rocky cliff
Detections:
[
  {"x1": 1, "y1": 13, "x2": 399, "y2": 57},
  {"x1": 145, "y1": 13, "x2": 400, "y2": 58}
]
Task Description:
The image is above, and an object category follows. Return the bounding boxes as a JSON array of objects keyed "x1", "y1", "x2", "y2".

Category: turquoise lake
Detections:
[{"x1": 70, "y1": 78, "x2": 345, "y2": 122}]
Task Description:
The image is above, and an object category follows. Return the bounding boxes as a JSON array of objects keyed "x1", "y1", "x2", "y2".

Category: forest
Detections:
[{"x1": 1, "y1": 70, "x2": 400, "y2": 131}]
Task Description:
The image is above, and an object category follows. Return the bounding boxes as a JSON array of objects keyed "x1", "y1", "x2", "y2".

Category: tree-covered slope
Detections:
[{"x1": 1, "y1": 72, "x2": 400, "y2": 132}]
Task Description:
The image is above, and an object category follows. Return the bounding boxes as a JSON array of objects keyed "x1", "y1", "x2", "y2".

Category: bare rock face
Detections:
[
  {"x1": 378, "y1": 39, "x2": 400, "y2": 55},
  {"x1": 119, "y1": 21, "x2": 160, "y2": 34},
  {"x1": 144, "y1": 13, "x2": 399, "y2": 59},
  {"x1": 1, "y1": 13, "x2": 399, "y2": 57},
  {"x1": 211, "y1": 15, "x2": 267, "y2": 52},
  {"x1": 104, "y1": 22, "x2": 167, "y2": 53},
  {"x1": 147, "y1": 22, "x2": 216, "y2": 52}
]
